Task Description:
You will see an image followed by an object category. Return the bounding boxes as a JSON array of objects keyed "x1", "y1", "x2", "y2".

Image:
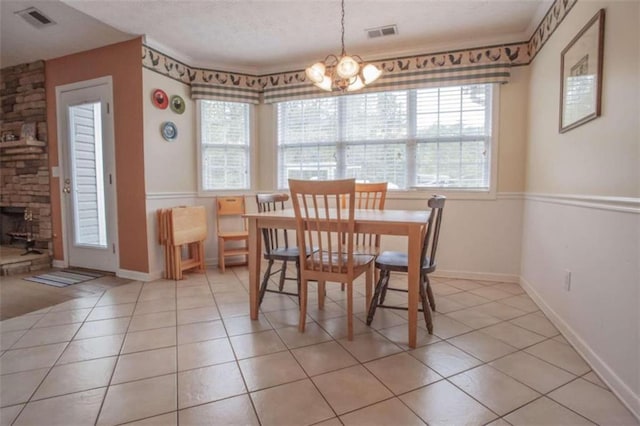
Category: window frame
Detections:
[
  {"x1": 275, "y1": 84, "x2": 500, "y2": 200},
  {"x1": 197, "y1": 99, "x2": 256, "y2": 195}
]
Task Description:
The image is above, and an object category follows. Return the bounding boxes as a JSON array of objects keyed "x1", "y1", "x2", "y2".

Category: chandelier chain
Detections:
[{"x1": 340, "y1": 0, "x2": 345, "y2": 55}]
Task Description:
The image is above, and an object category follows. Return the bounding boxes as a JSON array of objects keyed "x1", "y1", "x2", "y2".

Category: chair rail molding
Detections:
[
  {"x1": 146, "y1": 191, "x2": 198, "y2": 200},
  {"x1": 524, "y1": 192, "x2": 640, "y2": 214}
]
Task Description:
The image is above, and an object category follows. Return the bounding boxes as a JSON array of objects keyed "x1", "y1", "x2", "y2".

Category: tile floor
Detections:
[{"x1": 0, "y1": 267, "x2": 637, "y2": 425}]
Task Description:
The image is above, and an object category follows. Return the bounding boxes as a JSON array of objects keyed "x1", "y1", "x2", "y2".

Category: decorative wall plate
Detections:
[
  {"x1": 152, "y1": 89, "x2": 168, "y2": 109},
  {"x1": 161, "y1": 121, "x2": 177, "y2": 141},
  {"x1": 170, "y1": 95, "x2": 185, "y2": 114}
]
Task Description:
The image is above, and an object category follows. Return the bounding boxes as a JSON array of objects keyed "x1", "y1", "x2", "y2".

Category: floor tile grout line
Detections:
[
  {"x1": 509, "y1": 336, "x2": 591, "y2": 377},
  {"x1": 0, "y1": 316, "x2": 585, "y2": 414},
  {"x1": 92, "y1": 282, "x2": 144, "y2": 426},
  {"x1": 0, "y1": 368, "x2": 592, "y2": 426},
  {"x1": 494, "y1": 377, "x2": 600, "y2": 425},
  {"x1": 206, "y1": 268, "x2": 262, "y2": 426},
  {"x1": 367, "y1": 309, "x2": 591, "y2": 420},
  {"x1": 535, "y1": 376, "x2": 605, "y2": 425},
  {"x1": 6, "y1": 283, "x2": 119, "y2": 426},
  {"x1": 1, "y1": 270, "x2": 626, "y2": 425},
  {"x1": 260, "y1": 271, "x2": 370, "y2": 423},
  {"x1": 242, "y1": 267, "x2": 349, "y2": 422},
  {"x1": 234, "y1": 271, "x2": 616, "y2": 422},
  {"x1": 173, "y1": 275, "x2": 180, "y2": 426}
]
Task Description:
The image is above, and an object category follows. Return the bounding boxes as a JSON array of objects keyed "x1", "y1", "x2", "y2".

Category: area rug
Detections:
[{"x1": 23, "y1": 269, "x2": 104, "y2": 288}]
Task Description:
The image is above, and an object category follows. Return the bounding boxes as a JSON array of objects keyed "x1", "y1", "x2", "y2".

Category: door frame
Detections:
[{"x1": 55, "y1": 76, "x2": 119, "y2": 272}]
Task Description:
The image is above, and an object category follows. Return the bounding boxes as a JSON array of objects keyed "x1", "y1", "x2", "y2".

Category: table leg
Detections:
[
  {"x1": 249, "y1": 218, "x2": 262, "y2": 320},
  {"x1": 406, "y1": 223, "x2": 423, "y2": 349}
]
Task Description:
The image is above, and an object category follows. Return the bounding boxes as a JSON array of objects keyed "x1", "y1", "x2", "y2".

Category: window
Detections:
[
  {"x1": 199, "y1": 100, "x2": 250, "y2": 191},
  {"x1": 277, "y1": 84, "x2": 494, "y2": 190}
]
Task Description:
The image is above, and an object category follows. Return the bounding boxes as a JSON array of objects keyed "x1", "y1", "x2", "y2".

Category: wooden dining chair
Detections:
[
  {"x1": 341, "y1": 182, "x2": 388, "y2": 255},
  {"x1": 256, "y1": 193, "x2": 306, "y2": 305},
  {"x1": 366, "y1": 195, "x2": 446, "y2": 333},
  {"x1": 289, "y1": 178, "x2": 375, "y2": 340},
  {"x1": 338, "y1": 182, "x2": 388, "y2": 294},
  {"x1": 215, "y1": 196, "x2": 249, "y2": 272}
]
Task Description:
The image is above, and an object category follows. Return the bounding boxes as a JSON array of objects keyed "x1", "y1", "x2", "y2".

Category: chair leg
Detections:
[
  {"x1": 317, "y1": 280, "x2": 326, "y2": 310},
  {"x1": 258, "y1": 259, "x2": 274, "y2": 306},
  {"x1": 419, "y1": 277, "x2": 433, "y2": 334},
  {"x1": 379, "y1": 271, "x2": 390, "y2": 304},
  {"x1": 278, "y1": 260, "x2": 288, "y2": 291},
  {"x1": 365, "y1": 264, "x2": 373, "y2": 310},
  {"x1": 346, "y1": 281, "x2": 353, "y2": 340},
  {"x1": 299, "y1": 279, "x2": 308, "y2": 333},
  {"x1": 367, "y1": 270, "x2": 388, "y2": 326},
  {"x1": 295, "y1": 260, "x2": 302, "y2": 307},
  {"x1": 218, "y1": 238, "x2": 225, "y2": 273},
  {"x1": 425, "y1": 275, "x2": 436, "y2": 311}
]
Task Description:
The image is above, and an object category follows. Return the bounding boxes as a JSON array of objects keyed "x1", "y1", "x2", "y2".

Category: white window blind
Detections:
[
  {"x1": 200, "y1": 100, "x2": 250, "y2": 190},
  {"x1": 277, "y1": 84, "x2": 493, "y2": 190}
]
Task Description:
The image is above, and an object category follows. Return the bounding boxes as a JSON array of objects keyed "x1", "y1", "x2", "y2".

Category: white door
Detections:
[{"x1": 57, "y1": 77, "x2": 118, "y2": 272}]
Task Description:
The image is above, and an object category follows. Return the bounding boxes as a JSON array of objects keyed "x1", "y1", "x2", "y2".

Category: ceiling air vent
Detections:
[
  {"x1": 15, "y1": 7, "x2": 56, "y2": 29},
  {"x1": 366, "y1": 25, "x2": 398, "y2": 39}
]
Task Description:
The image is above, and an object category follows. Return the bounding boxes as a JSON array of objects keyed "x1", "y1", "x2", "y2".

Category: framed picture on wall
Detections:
[{"x1": 559, "y1": 9, "x2": 605, "y2": 133}]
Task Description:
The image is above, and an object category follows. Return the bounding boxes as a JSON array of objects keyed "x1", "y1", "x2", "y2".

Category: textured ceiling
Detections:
[
  {"x1": 0, "y1": 0, "x2": 132, "y2": 68},
  {"x1": 1, "y1": 0, "x2": 551, "y2": 73}
]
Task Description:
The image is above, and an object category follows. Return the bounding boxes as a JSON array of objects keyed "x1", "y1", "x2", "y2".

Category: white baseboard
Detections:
[
  {"x1": 520, "y1": 276, "x2": 640, "y2": 421},
  {"x1": 117, "y1": 268, "x2": 160, "y2": 282},
  {"x1": 433, "y1": 269, "x2": 520, "y2": 283},
  {"x1": 52, "y1": 259, "x2": 67, "y2": 269}
]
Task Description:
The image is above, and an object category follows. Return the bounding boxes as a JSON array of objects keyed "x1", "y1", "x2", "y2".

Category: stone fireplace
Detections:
[{"x1": 1, "y1": 60, "x2": 52, "y2": 273}]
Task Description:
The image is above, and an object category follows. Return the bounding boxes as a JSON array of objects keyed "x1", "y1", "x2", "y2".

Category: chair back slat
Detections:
[
  {"x1": 340, "y1": 182, "x2": 387, "y2": 252},
  {"x1": 256, "y1": 193, "x2": 290, "y2": 254},
  {"x1": 290, "y1": 179, "x2": 356, "y2": 277},
  {"x1": 217, "y1": 196, "x2": 246, "y2": 216},
  {"x1": 216, "y1": 196, "x2": 247, "y2": 234},
  {"x1": 420, "y1": 195, "x2": 446, "y2": 272}
]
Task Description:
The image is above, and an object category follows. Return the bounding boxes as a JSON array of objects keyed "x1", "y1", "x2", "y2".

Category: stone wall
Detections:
[{"x1": 0, "y1": 61, "x2": 51, "y2": 248}]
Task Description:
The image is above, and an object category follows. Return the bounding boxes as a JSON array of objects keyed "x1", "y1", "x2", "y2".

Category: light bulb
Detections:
[
  {"x1": 362, "y1": 64, "x2": 382, "y2": 84},
  {"x1": 314, "y1": 75, "x2": 333, "y2": 91},
  {"x1": 336, "y1": 55, "x2": 360, "y2": 79},
  {"x1": 305, "y1": 62, "x2": 326, "y2": 83},
  {"x1": 347, "y1": 76, "x2": 365, "y2": 92}
]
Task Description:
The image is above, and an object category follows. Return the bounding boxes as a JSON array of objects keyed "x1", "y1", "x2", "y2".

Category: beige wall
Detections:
[
  {"x1": 522, "y1": 0, "x2": 639, "y2": 417},
  {"x1": 497, "y1": 66, "x2": 529, "y2": 193},
  {"x1": 526, "y1": 2, "x2": 639, "y2": 197},
  {"x1": 143, "y1": 68, "x2": 197, "y2": 194}
]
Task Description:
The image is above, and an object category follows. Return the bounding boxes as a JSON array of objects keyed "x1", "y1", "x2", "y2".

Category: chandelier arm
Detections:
[{"x1": 324, "y1": 54, "x2": 340, "y2": 65}]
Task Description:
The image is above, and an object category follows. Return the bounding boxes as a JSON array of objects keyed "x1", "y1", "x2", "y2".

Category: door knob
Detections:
[{"x1": 63, "y1": 178, "x2": 71, "y2": 194}]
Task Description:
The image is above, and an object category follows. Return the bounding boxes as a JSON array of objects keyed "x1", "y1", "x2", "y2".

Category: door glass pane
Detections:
[{"x1": 68, "y1": 102, "x2": 107, "y2": 247}]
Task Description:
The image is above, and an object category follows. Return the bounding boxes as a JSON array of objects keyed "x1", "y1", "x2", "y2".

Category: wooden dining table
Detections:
[{"x1": 244, "y1": 208, "x2": 430, "y2": 348}]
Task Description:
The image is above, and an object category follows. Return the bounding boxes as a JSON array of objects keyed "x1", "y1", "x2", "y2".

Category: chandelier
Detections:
[{"x1": 305, "y1": 0, "x2": 382, "y2": 92}]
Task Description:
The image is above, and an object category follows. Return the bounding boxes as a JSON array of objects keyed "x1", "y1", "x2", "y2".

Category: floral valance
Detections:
[{"x1": 261, "y1": 50, "x2": 517, "y2": 103}]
